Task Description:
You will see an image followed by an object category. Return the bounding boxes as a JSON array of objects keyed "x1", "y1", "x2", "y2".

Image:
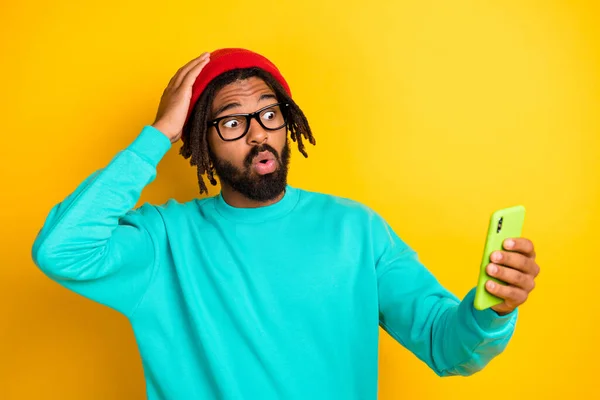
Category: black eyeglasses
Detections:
[{"x1": 208, "y1": 103, "x2": 289, "y2": 142}]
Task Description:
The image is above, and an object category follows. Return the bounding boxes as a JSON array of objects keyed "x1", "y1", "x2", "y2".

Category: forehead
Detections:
[{"x1": 211, "y1": 77, "x2": 274, "y2": 108}]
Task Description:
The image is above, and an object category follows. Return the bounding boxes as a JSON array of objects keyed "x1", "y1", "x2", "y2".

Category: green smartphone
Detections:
[{"x1": 474, "y1": 205, "x2": 526, "y2": 311}]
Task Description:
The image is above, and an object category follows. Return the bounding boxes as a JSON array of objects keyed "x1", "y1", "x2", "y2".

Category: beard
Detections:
[{"x1": 211, "y1": 140, "x2": 291, "y2": 202}]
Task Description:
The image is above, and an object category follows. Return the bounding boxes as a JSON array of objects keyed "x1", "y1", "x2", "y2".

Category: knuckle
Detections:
[
  {"x1": 519, "y1": 257, "x2": 528, "y2": 270},
  {"x1": 499, "y1": 251, "x2": 510, "y2": 265},
  {"x1": 511, "y1": 254, "x2": 522, "y2": 269},
  {"x1": 519, "y1": 274, "x2": 529, "y2": 289},
  {"x1": 515, "y1": 271, "x2": 526, "y2": 287},
  {"x1": 507, "y1": 290, "x2": 521, "y2": 306},
  {"x1": 524, "y1": 258, "x2": 535, "y2": 274},
  {"x1": 505, "y1": 284, "x2": 515, "y2": 297},
  {"x1": 495, "y1": 265, "x2": 505, "y2": 279},
  {"x1": 495, "y1": 282, "x2": 506, "y2": 296}
]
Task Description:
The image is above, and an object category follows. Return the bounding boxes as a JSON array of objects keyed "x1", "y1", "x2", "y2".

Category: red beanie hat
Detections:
[{"x1": 185, "y1": 48, "x2": 292, "y2": 126}]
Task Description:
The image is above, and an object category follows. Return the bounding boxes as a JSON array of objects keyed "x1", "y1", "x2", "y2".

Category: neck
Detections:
[{"x1": 220, "y1": 183, "x2": 285, "y2": 208}]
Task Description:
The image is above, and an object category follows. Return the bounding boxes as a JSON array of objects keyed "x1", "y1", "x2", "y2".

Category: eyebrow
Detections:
[{"x1": 213, "y1": 93, "x2": 277, "y2": 118}]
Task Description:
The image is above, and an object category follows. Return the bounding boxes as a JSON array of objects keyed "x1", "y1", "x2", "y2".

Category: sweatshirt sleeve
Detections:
[
  {"x1": 31, "y1": 125, "x2": 172, "y2": 317},
  {"x1": 373, "y1": 213, "x2": 517, "y2": 376}
]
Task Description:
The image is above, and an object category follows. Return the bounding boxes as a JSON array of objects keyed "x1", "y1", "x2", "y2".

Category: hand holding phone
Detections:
[{"x1": 474, "y1": 205, "x2": 526, "y2": 310}]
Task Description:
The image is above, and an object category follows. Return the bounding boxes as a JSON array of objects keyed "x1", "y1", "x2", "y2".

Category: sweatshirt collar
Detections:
[{"x1": 213, "y1": 185, "x2": 299, "y2": 223}]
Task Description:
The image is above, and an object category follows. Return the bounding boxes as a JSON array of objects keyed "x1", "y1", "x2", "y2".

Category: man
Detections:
[{"x1": 32, "y1": 48, "x2": 540, "y2": 399}]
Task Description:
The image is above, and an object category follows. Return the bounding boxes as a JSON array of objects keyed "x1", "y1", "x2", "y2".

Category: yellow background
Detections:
[{"x1": 1, "y1": 0, "x2": 598, "y2": 398}]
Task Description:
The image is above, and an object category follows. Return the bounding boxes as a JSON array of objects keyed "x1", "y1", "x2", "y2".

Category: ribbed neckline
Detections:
[{"x1": 213, "y1": 185, "x2": 300, "y2": 223}]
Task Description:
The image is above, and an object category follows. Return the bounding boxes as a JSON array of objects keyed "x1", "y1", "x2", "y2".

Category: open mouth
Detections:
[
  {"x1": 253, "y1": 151, "x2": 276, "y2": 164},
  {"x1": 252, "y1": 151, "x2": 277, "y2": 175}
]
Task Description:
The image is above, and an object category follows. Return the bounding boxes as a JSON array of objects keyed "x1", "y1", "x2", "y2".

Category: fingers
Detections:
[
  {"x1": 490, "y1": 250, "x2": 539, "y2": 276},
  {"x1": 485, "y1": 280, "x2": 528, "y2": 310},
  {"x1": 180, "y1": 55, "x2": 211, "y2": 89},
  {"x1": 169, "y1": 52, "x2": 211, "y2": 89},
  {"x1": 487, "y1": 237, "x2": 539, "y2": 314},
  {"x1": 503, "y1": 237, "x2": 536, "y2": 258},
  {"x1": 486, "y1": 263, "x2": 535, "y2": 291}
]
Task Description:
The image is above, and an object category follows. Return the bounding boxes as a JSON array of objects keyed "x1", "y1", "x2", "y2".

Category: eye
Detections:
[
  {"x1": 262, "y1": 111, "x2": 276, "y2": 120},
  {"x1": 221, "y1": 117, "x2": 244, "y2": 129}
]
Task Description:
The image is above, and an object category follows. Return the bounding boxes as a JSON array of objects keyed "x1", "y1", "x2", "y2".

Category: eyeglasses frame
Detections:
[{"x1": 207, "y1": 102, "x2": 290, "y2": 142}]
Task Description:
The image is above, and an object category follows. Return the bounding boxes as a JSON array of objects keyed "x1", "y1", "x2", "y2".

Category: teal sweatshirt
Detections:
[{"x1": 32, "y1": 125, "x2": 517, "y2": 399}]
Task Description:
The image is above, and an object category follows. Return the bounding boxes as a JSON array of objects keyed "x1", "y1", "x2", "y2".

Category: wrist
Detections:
[{"x1": 151, "y1": 121, "x2": 176, "y2": 143}]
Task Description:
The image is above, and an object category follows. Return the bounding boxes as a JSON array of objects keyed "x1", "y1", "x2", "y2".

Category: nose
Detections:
[{"x1": 245, "y1": 117, "x2": 268, "y2": 146}]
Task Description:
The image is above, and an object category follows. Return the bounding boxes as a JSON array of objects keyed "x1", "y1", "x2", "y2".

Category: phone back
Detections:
[{"x1": 474, "y1": 205, "x2": 526, "y2": 310}]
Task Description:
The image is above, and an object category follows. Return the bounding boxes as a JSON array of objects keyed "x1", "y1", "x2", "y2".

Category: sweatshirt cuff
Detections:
[
  {"x1": 465, "y1": 288, "x2": 518, "y2": 332},
  {"x1": 126, "y1": 125, "x2": 172, "y2": 168}
]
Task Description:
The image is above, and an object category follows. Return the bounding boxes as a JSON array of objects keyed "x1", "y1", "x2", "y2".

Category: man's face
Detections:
[{"x1": 208, "y1": 76, "x2": 290, "y2": 202}]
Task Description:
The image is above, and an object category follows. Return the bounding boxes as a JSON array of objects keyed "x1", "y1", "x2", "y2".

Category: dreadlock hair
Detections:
[{"x1": 179, "y1": 67, "x2": 316, "y2": 195}]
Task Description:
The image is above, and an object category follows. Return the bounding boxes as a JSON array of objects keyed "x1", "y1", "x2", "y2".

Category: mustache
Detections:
[{"x1": 243, "y1": 144, "x2": 280, "y2": 168}]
